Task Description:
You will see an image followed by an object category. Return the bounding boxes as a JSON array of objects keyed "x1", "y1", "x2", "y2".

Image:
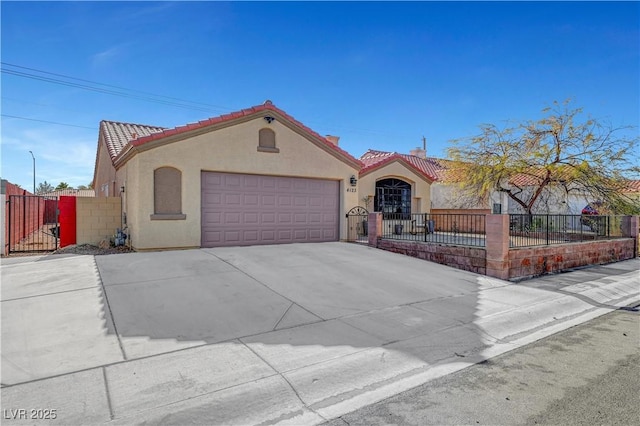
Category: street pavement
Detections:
[
  {"x1": 1, "y1": 243, "x2": 638, "y2": 425},
  {"x1": 322, "y1": 307, "x2": 640, "y2": 426}
]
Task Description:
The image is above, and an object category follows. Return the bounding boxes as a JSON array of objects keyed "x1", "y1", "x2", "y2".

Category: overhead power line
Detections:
[
  {"x1": 1, "y1": 62, "x2": 231, "y2": 113},
  {"x1": 1, "y1": 114, "x2": 96, "y2": 130},
  {"x1": 1, "y1": 62, "x2": 420, "y2": 146}
]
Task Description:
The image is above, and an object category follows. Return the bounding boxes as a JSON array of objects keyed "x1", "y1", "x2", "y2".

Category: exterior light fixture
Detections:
[
  {"x1": 350, "y1": 175, "x2": 358, "y2": 187},
  {"x1": 120, "y1": 185, "x2": 125, "y2": 193}
]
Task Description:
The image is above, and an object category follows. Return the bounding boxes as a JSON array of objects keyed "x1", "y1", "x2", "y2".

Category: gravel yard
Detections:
[
  {"x1": 2, "y1": 244, "x2": 135, "y2": 258},
  {"x1": 52, "y1": 243, "x2": 134, "y2": 256}
]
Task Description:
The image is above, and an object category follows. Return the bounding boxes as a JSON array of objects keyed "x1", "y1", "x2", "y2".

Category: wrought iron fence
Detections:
[
  {"x1": 345, "y1": 206, "x2": 369, "y2": 243},
  {"x1": 509, "y1": 214, "x2": 625, "y2": 248},
  {"x1": 381, "y1": 212, "x2": 486, "y2": 247},
  {"x1": 7, "y1": 195, "x2": 59, "y2": 253}
]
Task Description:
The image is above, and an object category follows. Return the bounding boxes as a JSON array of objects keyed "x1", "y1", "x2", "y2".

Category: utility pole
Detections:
[{"x1": 28, "y1": 150, "x2": 35, "y2": 194}]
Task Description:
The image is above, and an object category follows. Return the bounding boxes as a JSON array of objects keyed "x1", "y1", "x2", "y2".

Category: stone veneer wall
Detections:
[
  {"x1": 376, "y1": 239, "x2": 487, "y2": 275},
  {"x1": 508, "y1": 239, "x2": 636, "y2": 280},
  {"x1": 76, "y1": 197, "x2": 122, "y2": 245}
]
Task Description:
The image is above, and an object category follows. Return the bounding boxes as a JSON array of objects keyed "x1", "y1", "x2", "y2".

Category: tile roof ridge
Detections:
[
  {"x1": 112, "y1": 101, "x2": 362, "y2": 169},
  {"x1": 101, "y1": 119, "x2": 166, "y2": 129}
]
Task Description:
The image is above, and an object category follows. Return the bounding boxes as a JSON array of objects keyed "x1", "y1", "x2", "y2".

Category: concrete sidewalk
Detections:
[{"x1": 1, "y1": 243, "x2": 638, "y2": 425}]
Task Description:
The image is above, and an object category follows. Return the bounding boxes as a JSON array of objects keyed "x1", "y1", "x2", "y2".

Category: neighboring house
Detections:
[{"x1": 92, "y1": 101, "x2": 363, "y2": 250}]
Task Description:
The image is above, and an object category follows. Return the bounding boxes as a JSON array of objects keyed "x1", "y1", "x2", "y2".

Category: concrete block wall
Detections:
[
  {"x1": 76, "y1": 197, "x2": 122, "y2": 245},
  {"x1": 376, "y1": 239, "x2": 487, "y2": 275},
  {"x1": 508, "y1": 239, "x2": 636, "y2": 280}
]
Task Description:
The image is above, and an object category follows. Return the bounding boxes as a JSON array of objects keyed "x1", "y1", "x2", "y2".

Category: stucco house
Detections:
[
  {"x1": 91, "y1": 101, "x2": 639, "y2": 251},
  {"x1": 93, "y1": 101, "x2": 372, "y2": 250},
  {"x1": 93, "y1": 102, "x2": 458, "y2": 250}
]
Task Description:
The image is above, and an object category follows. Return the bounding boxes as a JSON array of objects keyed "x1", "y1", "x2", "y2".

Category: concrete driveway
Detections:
[{"x1": 1, "y1": 243, "x2": 638, "y2": 425}]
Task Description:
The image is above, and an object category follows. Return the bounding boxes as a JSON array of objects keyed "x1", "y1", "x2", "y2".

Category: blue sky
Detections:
[{"x1": 2, "y1": 1, "x2": 638, "y2": 191}]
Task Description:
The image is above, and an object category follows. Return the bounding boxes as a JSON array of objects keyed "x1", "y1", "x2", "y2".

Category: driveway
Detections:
[{"x1": 1, "y1": 243, "x2": 638, "y2": 425}]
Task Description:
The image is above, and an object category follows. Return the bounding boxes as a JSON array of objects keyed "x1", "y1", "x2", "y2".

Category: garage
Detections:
[{"x1": 201, "y1": 172, "x2": 340, "y2": 247}]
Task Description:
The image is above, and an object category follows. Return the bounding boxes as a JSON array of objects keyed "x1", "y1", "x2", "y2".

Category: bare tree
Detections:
[{"x1": 447, "y1": 100, "x2": 640, "y2": 215}]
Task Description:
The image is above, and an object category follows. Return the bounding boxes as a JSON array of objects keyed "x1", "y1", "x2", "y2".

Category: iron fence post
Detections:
[
  {"x1": 7, "y1": 196, "x2": 12, "y2": 254},
  {"x1": 546, "y1": 214, "x2": 549, "y2": 245},
  {"x1": 424, "y1": 213, "x2": 428, "y2": 243}
]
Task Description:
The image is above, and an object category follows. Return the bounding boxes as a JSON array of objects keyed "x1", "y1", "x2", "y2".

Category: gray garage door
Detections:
[{"x1": 201, "y1": 172, "x2": 340, "y2": 247}]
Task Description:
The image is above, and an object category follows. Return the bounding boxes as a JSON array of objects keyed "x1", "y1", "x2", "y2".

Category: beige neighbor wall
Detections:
[
  {"x1": 76, "y1": 197, "x2": 122, "y2": 245},
  {"x1": 358, "y1": 161, "x2": 432, "y2": 213},
  {"x1": 122, "y1": 117, "x2": 360, "y2": 250}
]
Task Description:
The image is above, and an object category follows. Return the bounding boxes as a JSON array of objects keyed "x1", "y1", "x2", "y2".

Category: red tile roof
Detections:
[
  {"x1": 359, "y1": 149, "x2": 445, "y2": 182},
  {"x1": 105, "y1": 101, "x2": 362, "y2": 168},
  {"x1": 101, "y1": 120, "x2": 166, "y2": 161},
  {"x1": 623, "y1": 180, "x2": 640, "y2": 193}
]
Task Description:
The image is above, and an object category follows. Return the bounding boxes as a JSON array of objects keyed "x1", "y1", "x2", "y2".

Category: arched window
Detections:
[
  {"x1": 375, "y1": 178, "x2": 412, "y2": 219},
  {"x1": 258, "y1": 128, "x2": 279, "y2": 153},
  {"x1": 151, "y1": 167, "x2": 185, "y2": 219}
]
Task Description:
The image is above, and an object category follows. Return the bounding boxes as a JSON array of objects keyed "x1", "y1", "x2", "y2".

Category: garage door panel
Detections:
[
  {"x1": 323, "y1": 229, "x2": 337, "y2": 239},
  {"x1": 203, "y1": 211, "x2": 221, "y2": 224},
  {"x1": 278, "y1": 195, "x2": 292, "y2": 206},
  {"x1": 309, "y1": 213, "x2": 321, "y2": 223},
  {"x1": 262, "y1": 177, "x2": 276, "y2": 189},
  {"x1": 243, "y1": 194, "x2": 259, "y2": 205},
  {"x1": 202, "y1": 172, "x2": 339, "y2": 247},
  {"x1": 309, "y1": 229, "x2": 322, "y2": 239},
  {"x1": 261, "y1": 213, "x2": 276, "y2": 224},
  {"x1": 244, "y1": 212, "x2": 259, "y2": 224},
  {"x1": 242, "y1": 230, "x2": 259, "y2": 242},
  {"x1": 262, "y1": 195, "x2": 276, "y2": 206},
  {"x1": 203, "y1": 230, "x2": 222, "y2": 243},
  {"x1": 244, "y1": 175, "x2": 259, "y2": 188},
  {"x1": 293, "y1": 230, "x2": 308, "y2": 240},
  {"x1": 261, "y1": 230, "x2": 276, "y2": 241}
]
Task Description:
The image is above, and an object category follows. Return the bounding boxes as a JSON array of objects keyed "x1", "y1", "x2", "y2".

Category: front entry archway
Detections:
[{"x1": 375, "y1": 178, "x2": 411, "y2": 219}]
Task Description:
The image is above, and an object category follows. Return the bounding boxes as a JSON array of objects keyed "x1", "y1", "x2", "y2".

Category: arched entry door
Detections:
[{"x1": 375, "y1": 178, "x2": 411, "y2": 219}]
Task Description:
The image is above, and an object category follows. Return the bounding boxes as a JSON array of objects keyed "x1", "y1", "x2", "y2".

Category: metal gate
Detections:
[
  {"x1": 7, "y1": 195, "x2": 59, "y2": 254},
  {"x1": 346, "y1": 206, "x2": 369, "y2": 243}
]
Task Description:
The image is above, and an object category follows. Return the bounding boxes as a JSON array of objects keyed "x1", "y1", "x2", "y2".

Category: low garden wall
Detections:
[
  {"x1": 368, "y1": 213, "x2": 639, "y2": 281},
  {"x1": 377, "y1": 239, "x2": 486, "y2": 275},
  {"x1": 509, "y1": 239, "x2": 636, "y2": 280}
]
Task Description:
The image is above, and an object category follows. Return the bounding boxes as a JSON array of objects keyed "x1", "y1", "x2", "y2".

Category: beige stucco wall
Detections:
[
  {"x1": 431, "y1": 182, "x2": 492, "y2": 210},
  {"x1": 358, "y1": 160, "x2": 431, "y2": 213},
  {"x1": 121, "y1": 117, "x2": 360, "y2": 250},
  {"x1": 94, "y1": 136, "x2": 116, "y2": 197},
  {"x1": 76, "y1": 197, "x2": 122, "y2": 245},
  {"x1": 95, "y1": 135, "x2": 128, "y2": 199}
]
